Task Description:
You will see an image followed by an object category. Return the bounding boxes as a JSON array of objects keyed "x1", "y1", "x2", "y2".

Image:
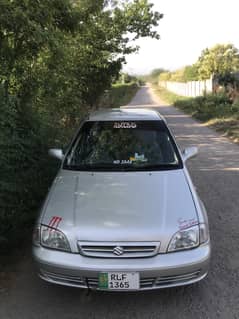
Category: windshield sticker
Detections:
[
  {"x1": 113, "y1": 160, "x2": 132, "y2": 165},
  {"x1": 130, "y1": 153, "x2": 148, "y2": 162},
  {"x1": 114, "y1": 122, "x2": 137, "y2": 129},
  {"x1": 48, "y1": 216, "x2": 62, "y2": 229},
  {"x1": 178, "y1": 218, "x2": 198, "y2": 230},
  {"x1": 113, "y1": 153, "x2": 148, "y2": 165}
]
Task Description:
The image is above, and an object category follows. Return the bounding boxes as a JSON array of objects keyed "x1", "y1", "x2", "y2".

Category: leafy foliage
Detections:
[
  {"x1": 197, "y1": 44, "x2": 239, "y2": 80},
  {"x1": 174, "y1": 94, "x2": 232, "y2": 120},
  {"x1": 0, "y1": 0, "x2": 162, "y2": 251},
  {"x1": 174, "y1": 93, "x2": 239, "y2": 142},
  {"x1": 99, "y1": 82, "x2": 139, "y2": 107},
  {"x1": 150, "y1": 68, "x2": 166, "y2": 78},
  {"x1": 158, "y1": 71, "x2": 172, "y2": 81},
  {"x1": 169, "y1": 68, "x2": 185, "y2": 82},
  {"x1": 158, "y1": 65, "x2": 199, "y2": 83},
  {"x1": 144, "y1": 68, "x2": 167, "y2": 84},
  {"x1": 158, "y1": 44, "x2": 239, "y2": 84},
  {"x1": 183, "y1": 65, "x2": 199, "y2": 81},
  {"x1": 0, "y1": 88, "x2": 59, "y2": 250}
]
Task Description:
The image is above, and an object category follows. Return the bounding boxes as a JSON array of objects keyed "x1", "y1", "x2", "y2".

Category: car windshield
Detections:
[{"x1": 63, "y1": 120, "x2": 182, "y2": 171}]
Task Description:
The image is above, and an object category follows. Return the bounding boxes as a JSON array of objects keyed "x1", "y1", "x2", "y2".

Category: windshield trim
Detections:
[
  {"x1": 62, "y1": 120, "x2": 183, "y2": 171},
  {"x1": 63, "y1": 163, "x2": 182, "y2": 172}
]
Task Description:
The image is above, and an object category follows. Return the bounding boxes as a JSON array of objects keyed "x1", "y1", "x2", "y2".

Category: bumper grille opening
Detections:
[
  {"x1": 40, "y1": 270, "x2": 85, "y2": 287},
  {"x1": 155, "y1": 271, "x2": 201, "y2": 286},
  {"x1": 40, "y1": 269, "x2": 202, "y2": 289}
]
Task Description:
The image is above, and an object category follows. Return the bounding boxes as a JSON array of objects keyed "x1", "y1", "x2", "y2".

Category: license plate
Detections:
[{"x1": 98, "y1": 272, "x2": 140, "y2": 290}]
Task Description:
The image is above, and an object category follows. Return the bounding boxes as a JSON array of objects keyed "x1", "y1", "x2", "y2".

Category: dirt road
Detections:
[{"x1": 1, "y1": 86, "x2": 239, "y2": 319}]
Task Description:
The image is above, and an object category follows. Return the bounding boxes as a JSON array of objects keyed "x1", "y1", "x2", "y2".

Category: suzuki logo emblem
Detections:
[{"x1": 113, "y1": 246, "x2": 124, "y2": 256}]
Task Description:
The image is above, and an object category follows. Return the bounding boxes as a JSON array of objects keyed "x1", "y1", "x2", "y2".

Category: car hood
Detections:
[{"x1": 41, "y1": 169, "x2": 198, "y2": 251}]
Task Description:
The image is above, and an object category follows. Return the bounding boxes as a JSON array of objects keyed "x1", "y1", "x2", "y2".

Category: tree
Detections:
[
  {"x1": 150, "y1": 68, "x2": 167, "y2": 78},
  {"x1": 197, "y1": 44, "x2": 239, "y2": 80},
  {"x1": 0, "y1": 0, "x2": 164, "y2": 250},
  {"x1": 170, "y1": 68, "x2": 185, "y2": 82},
  {"x1": 148, "y1": 68, "x2": 167, "y2": 84},
  {"x1": 183, "y1": 64, "x2": 199, "y2": 81},
  {"x1": 72, "y1": 0, "x2": 163, "y2": 105},
  {"x1": 0, "y1": 0, "x2": 163, "y2": 105},
  {"x1": 0, "y1": 0, "x2": 78, "y2": 98},
  {"x1": 159, "y1": 72, "x2": 171, "y2": 81},
  {"x1": 33, "y1": 0, "x2": 163, "y2": 122}
]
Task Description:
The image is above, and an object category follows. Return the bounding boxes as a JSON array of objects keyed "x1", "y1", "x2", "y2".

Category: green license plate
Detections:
[{"x1": 99, "y1": 272, "x2": 140, "y2": 290}]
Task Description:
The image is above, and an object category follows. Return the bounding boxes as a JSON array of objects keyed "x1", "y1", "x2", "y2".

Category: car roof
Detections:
[{"x1": 87, "y1": 108, "x2": 164, "y2": 122}]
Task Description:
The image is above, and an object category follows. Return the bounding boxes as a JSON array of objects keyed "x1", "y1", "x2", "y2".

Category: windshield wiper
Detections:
[
  {"x1": 64, "y1": 163, "x2": 179, "y2": 171},
  {"x1": 64, "y1": 163, "x2": 120, "y2": 171},
  {"x1": 134, "y1": 164, "x2": 178, "y2": 170}
]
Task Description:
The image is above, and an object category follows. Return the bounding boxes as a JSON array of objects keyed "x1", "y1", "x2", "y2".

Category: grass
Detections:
[
  {"x1": 152, "y1": 84, "x2": 189, "y2": 105},
  {"x1": 153, "y1": 85, "x2": 239, "y2": 144},
  {"x1": 205, "y1": 117, "x2": 239, "y2": 143}
]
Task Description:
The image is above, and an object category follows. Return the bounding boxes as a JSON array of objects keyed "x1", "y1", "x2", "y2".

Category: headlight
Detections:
[
  {"x1": 40, "y1": 225, "x2": 71, "y2": 252},
  {"x1": 168, "y1": 225, "x2": 199, "y2": 252}
]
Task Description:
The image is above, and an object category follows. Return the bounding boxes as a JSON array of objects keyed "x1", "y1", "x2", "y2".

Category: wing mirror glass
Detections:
[
  {"x1": 48, "y1": 148, "x2": 64, "y2": 160},
  {"x1": 182, "y1": 146, "x2": 198, "y2": 162}
]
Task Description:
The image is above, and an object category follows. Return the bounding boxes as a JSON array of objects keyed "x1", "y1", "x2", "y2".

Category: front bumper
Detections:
[{"x1": 33, "y1": 243, "x2": 210, "y2": 291}]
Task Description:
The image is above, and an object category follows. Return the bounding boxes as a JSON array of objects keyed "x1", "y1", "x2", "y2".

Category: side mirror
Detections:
[
  {"x1": 182, "y1": 146, "x2": 198, "y2": 162},
  {"x1": 48, "y1": 148, "x2": 64, "y2": 160}
]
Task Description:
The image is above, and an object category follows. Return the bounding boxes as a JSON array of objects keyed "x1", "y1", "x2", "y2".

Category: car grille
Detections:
[
  {"x1": 40, "y1": 269, "x2": 201, "y2": 289},
  {"x1": 77, "y1": 241, "x2": 160, "y2": 258}
]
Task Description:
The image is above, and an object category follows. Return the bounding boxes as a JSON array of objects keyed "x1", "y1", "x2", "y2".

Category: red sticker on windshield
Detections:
[{"x1": 114, "y1": 122, "x2": 137, "y2": 129}]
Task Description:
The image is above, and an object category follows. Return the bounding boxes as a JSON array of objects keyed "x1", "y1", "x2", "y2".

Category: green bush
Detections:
[
  {"x1": 0, "y1": 81, "x2": 140, "y2": 253},
  {"x1": 0, "y1": 91, "x2": 59, "y2": 252},
  {"x1": 231, "y1": 100, "x2": 239, "y2": 114},
  {"x1": 155, "y1": 86, "x2": 239, "y2": 142},
  {"x1": 174, "y1": 93, "x2": 233, "y2": 121},
  {"x1": 99, "y1": 82, "x2": 138, "y2": 108}
]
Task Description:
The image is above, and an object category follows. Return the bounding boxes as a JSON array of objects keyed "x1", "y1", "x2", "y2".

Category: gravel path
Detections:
[{"x1": 1, "y1": 86, "x2": 239, "y2": 319}]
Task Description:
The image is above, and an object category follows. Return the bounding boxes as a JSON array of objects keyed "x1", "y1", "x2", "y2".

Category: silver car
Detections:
[{"x1": 33, "y1": 108, "x2": 210, "y2": 291}]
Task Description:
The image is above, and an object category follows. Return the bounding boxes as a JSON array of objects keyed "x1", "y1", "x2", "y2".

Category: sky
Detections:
[{"x1": 123, "y1": 0, "x2": 239, "y2": 75}]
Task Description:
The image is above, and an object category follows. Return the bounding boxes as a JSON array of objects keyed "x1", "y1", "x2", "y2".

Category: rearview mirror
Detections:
[
  {"x1": 182, "y1": 146, "x2": 198, "y2": 162},
  {"x1": 48, "y1": 148, "x2": 64, "y2": 160}
]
